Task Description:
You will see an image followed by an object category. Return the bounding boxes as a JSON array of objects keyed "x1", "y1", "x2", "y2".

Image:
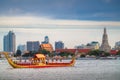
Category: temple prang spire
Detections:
[
  {"x1": 104, "y1": 27, "x2": 106, "y2": 34},
  {"x1": 100, "y1": 28, "x2": 111, "y2": 52}
]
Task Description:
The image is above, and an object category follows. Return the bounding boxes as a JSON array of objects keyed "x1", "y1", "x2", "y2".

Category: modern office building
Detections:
[
  {"x1": 3, "y1": 35, "x2": 8, "y2": 51},
  {"x1": 114, "y1": 41, "x2": 120, "y2": 50},
  {"x1": 27, "y1": 41, "x2": 40, "y2": 51},
  {"x1": 55, "y1": 41, "x2": 64, "y2": 50},
  {"x1": 3, "y1": 31, "x2": 16, "y2": 53},
  {"x1": 100, "y1": 28, "x2": 111, "y2": 52}
]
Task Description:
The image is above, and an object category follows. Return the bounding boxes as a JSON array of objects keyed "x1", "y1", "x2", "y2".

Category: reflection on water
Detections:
[{"x1": 0, "y1": 60, "x2": 120, "y2": 80}]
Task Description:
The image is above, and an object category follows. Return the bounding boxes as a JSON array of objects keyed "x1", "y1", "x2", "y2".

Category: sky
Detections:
[{"x1": 0, "y1": 0, "x2": 120, "y2": 51}]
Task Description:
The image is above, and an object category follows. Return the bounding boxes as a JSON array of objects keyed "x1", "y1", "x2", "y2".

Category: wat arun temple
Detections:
[{"x1": 100, "y1": 28, "x2": 111, "y2": 52}]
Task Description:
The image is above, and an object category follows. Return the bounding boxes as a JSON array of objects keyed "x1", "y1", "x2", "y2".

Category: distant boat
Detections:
[
  {"x1": 99, "y1": 57, "x2": 117, "y2": 60},
  {"x1": 0, "y1": 52, "x2": 75, "y2": 68},
  {"x1": 76, "y1": 57, "x2": 96, "y2": 60}
]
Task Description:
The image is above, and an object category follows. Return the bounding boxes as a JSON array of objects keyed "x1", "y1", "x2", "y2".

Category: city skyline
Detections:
[
  {"x1": 0, "y1": 0, "x2": 120, "y2": 51},
  {"x1": 1, "y1": 27, "x2": 120, "y2": 51}
]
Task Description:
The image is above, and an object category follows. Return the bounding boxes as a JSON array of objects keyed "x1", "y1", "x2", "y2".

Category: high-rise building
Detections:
[
  {"x1": 114, "y1": 41, "x2": 120, "y2": 50},
  {"x1": 3, "y1": 35, "x2": 8, "y2": 51},
  {"x1": 3, "y1": 31, "x2": 16, "y2": 53},
  {"x1": 100, "y1": 28, "x2": 111, "y2": 52},
  {"x1": 27, "y1": 41, "x2": 40, "y2": 51},
  {"x1": 55, "y1": 41, "x2": 64, "y2": 50},
  {"x1": 42, "y1": 36, "x2": 49, "y2": 44}
]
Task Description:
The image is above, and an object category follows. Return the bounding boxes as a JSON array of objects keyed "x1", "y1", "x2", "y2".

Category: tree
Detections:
[
  {"x1": 80, "y1": 54, "x2": 86, "y2": 58},
  {"x1": 101, "y1": 52, "x2": 110, "y2": 57},
  {"x1": 88, "y1": 50, "x2": 110, "y2": 57},
  {"x1": 88, "y1": 50, "x2": 102, "y2": 57},
  {"x1": 116, "y1": 50, "x2": 120, "y2": 56},
  {"x1": 41, "y1": 49, "x2": 50, "y2": 55},
  {"x1": 59, "y1": 51, "x2": 74, "y2": 57},
  {"x1": 16, "y1": 49, "x2": 22, "y2": 57},
  {"x1": 22, "y1": 51, "x2": 35, "y2": 57}
]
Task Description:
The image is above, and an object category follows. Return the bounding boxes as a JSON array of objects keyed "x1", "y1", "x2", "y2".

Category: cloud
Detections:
[
  {"x1": 0, "y1": 0, "x2": 119, "y2": 21},
  {"x1": 0, "y1": 16, "x2": 120, "y2": 28},
  {"x1": 8, "y1": 8, "x2": 23, "y2": 15}
]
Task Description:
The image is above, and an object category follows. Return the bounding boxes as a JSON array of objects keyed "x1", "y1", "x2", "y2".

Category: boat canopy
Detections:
[{"x1": 34, "y1": 54, "x2": 45, "y2": 59}]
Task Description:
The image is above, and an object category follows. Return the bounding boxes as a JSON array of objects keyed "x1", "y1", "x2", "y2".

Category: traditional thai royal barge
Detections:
[{"x1": 1, "y1": 52, "x2": 75, "y2": 68}]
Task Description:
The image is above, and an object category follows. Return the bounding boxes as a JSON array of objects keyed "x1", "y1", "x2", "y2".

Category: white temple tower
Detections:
[{"x1": 100, "y1": 28, "x2": 111, "y2": 52}]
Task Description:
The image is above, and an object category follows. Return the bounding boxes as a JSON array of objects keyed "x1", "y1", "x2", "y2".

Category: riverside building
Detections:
[{"x1": 3, "y1": 31, "x2": 16, "y2": 53}]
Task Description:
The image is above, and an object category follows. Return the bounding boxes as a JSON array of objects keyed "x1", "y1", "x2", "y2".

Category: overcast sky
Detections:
[{"x1": 0, "y1": 0, "x2": 120, "y2": 50}]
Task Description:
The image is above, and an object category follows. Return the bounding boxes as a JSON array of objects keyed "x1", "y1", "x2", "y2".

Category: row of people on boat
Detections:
[
  {"x1": 13, "y1": 55, "x2": 65, "y2": 64},
  {"x1": 47, "y1": 55, "x2": 63, "y2": 62}
]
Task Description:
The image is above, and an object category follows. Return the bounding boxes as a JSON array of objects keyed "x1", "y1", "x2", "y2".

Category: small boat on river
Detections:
[{"x1": 1, "y1": 52, "x2": 75, "y2": 68}]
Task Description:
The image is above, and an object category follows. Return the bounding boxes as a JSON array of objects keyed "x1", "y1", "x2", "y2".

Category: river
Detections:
[{"x1": 0, "y1": 59, "x2": 120, "y2": 80}]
